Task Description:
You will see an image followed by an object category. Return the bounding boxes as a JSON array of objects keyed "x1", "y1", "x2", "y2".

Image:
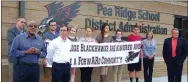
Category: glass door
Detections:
[{"x1": 182, "y1": 18, "x2": 188, "y2": 41}]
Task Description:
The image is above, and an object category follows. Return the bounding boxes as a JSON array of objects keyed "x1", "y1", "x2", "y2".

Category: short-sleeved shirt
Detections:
[
  {"x1": 127, "y1": 34, "x2": 143, "y2": 58},
  {"x1": 127, "y1": 34, "x2": 142, "y2": 42}
]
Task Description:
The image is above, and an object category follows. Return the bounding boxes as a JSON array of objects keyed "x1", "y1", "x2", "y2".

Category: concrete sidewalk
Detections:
[{"x1": 122, "y1": 74, "x2": 187, "y2": 82}]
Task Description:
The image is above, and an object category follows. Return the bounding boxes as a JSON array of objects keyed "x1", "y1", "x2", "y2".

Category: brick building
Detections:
[{"x1": 1, "y1": 1, "x2": 187, "y2": 82}]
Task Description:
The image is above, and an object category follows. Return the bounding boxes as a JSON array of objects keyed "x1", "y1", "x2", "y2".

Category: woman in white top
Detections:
[{"x1": 79, "y1": 27, "x2": 96, "y2": 82}]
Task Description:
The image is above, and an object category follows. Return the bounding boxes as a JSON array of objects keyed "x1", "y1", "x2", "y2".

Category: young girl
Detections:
[{"x1": 68, "y1": 25, "x2": 78, "y2": 82}]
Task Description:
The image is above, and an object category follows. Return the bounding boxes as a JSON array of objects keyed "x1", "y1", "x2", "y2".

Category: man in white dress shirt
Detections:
[{"x1": 46, "y1": 25, "x2": 72, "y2": 82}]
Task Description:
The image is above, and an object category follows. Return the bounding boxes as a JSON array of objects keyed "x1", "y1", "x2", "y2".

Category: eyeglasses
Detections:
[
  {"x1": 29, "y1": 25, "x2": 37, "y2": 28},
  {"x1": 60, "y1": 29, "x2": 67, "y2": 31}
]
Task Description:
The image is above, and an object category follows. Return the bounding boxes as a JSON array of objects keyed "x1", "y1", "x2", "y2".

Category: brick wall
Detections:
[
  {"x1": 1, "y1": 1, "x2": 187, "y2": 82},
  {"x1": 2, "y1": 1, "x2": 187, "y2": 56}
]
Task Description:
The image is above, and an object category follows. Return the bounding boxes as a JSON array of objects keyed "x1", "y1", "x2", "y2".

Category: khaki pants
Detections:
[
  {"x1": 113, "y1": 65, "x2": 124, "y2": 82},
  {"x1": 43, "y1": 67, "x2": 52, "y2": 82},
  {"x1": 100, "y1": 66, "x2": 108, "y2": 82},
  {"x1": 100, "y1": 66, "x2": 108, "y2": 75},
  {"x1": 8, "y1": 62, "x2": 13, "y2": 82}
]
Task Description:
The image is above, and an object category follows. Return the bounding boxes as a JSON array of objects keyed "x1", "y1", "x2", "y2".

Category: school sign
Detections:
[{"x1": 39, "y1": 1, "x2": 168, "y2": 35}]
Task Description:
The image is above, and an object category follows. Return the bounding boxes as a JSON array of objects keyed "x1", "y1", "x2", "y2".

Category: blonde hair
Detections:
[
  {"x1": 146, "y1": 30, "x2": 154, "y2": 39},
  {"x1": 68, "y1": 24, "x2": 77, "y2": 32}
]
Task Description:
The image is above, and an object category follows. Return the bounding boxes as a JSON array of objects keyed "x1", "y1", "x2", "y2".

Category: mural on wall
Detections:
[{"x1": 38, "y1": 1, "x2": 81, "y2": 36}]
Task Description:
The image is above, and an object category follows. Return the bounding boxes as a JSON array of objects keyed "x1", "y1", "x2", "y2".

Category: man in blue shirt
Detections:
[
  {"x1": 42, "y1": 20, "x2": 59, "y2": 82},
  {"x1": 10, "y1": 21, "x2": 47, "y2": 82},
  {"x1": 7, "y1": 17, "x2": 26, "y2": 82},
  {"x1": 43, "y1": 20, "x2": 59, "y2": 41}
]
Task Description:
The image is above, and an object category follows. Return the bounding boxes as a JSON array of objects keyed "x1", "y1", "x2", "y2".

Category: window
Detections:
[
  {"x1": 174, "y1": 15, "x2": 188, "y2": 38},
  {"x1": 174, "y1": 15, "x2": 188, "y2": 46}
]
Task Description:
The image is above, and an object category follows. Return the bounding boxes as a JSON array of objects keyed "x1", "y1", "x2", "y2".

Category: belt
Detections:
[
  {"x1": 19, "y1": 62, "x2": 38, "y2": 66},
  {"x1": 53, "y1": 62, "x2": 70, "y2": 65}
]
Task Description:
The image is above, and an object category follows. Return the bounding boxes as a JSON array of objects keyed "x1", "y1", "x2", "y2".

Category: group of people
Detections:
[{"x1": 7, "y1": 17, "x2": 187, "y2": 82}]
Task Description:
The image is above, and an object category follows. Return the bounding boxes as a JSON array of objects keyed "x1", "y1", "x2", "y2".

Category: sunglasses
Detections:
[{"x1": 29, "y1": 25, "x2": 37, "y2": 28}]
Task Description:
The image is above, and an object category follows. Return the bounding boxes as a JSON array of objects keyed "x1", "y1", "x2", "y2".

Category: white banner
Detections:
[{"x1": 46, "y1": 41, "x2": 142, "y2": 68}]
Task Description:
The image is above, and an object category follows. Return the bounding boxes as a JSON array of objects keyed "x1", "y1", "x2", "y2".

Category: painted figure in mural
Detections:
[
  {"x1": 68, "y1": 24, "x2": 78, "y2": 82},
  {"x1": 38, "y1": 1, "x2": 81, "y2": 37}
]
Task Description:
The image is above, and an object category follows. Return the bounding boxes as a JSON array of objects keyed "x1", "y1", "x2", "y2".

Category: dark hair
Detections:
[
  {"x1": 133, "y1": 24, "x2": 140, "y2": 29},
  {"x1": 101, "y1": 23, "x2": 109, "y2": 41},
  {"x1": 60, "y1": 24, "x2": 68, "y2": 30},
  {"x1": 85, "y1": 26, "x2": 93, "y2": 32},
  {"x1": 48, "y1": 20, "x2": 56, "y2": 26},
  {"x1": 146, "y1": 31, "x2": 154, "y2": 39},
  {"x1": 115, "y1": 29, "x2": 122, "y2": 35},
  {"x1": 131, "y1": 24, "x2": 140, "y2": 33},
  {"x1": 68, "y1": 25, "x2": 78, "y2": 33}
]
